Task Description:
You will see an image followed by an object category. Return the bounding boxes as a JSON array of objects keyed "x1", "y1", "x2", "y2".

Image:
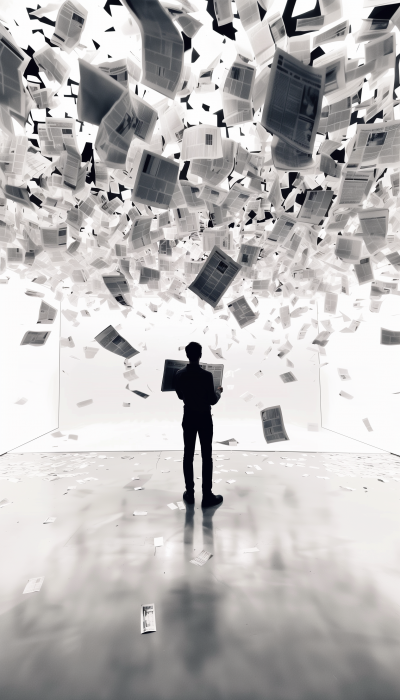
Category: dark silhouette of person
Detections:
[{"x1": 173, "y1": 342, "x2": 223, "y2": 508}]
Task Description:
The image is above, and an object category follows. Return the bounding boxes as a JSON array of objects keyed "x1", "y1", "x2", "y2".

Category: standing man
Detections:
[{"x1": 173, "y1": 342, "x2": 223, "y2": 508}]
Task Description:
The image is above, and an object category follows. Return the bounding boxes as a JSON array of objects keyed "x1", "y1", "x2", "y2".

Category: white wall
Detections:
[
  {"x1": 58, "y1": 293, "x2": 322, "y2": 450},
  {"x1": 0, "y1": 274, "x2": 60, "y2": 454},
  {"x1": 319, "y1": 284, "x2": 400, "y2": 455}
]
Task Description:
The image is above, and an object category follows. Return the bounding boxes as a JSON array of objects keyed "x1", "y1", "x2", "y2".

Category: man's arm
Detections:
[{"x1": 208, "y1": 372, "x2": 222, "y2": 406}]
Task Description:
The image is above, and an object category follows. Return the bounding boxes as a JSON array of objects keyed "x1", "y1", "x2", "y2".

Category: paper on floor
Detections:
[
  {"x1": 23, "y1": 577, "x2": 44, "y2": 594},
  {"x1": 190, "y1": 550, "x2": 212, "y2": 566},
  {"x1": 141, "y1": 604, "x2": 156, "y2": 634}
]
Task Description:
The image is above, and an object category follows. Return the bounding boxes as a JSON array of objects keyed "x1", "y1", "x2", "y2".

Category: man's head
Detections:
[{"x1": 185, "y1": 341, "x2": 202, "y2": 363}]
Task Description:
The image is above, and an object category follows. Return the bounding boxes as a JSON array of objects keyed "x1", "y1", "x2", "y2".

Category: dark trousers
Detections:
[{"x1": 182, "y1": 410, "x2": 213, "y2": 495}]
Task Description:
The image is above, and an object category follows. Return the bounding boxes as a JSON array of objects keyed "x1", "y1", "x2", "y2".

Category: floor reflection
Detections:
[{"x1": 1, "y1": 450, "x2": 400, "y2": 699}]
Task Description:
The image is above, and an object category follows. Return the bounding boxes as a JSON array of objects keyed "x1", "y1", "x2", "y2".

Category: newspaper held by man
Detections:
[{"x1": 161, "y1": 360, "x2": 223, "y2": 391}]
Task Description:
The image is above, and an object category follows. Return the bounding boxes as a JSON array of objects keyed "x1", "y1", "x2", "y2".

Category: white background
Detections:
[
  {"x1": 4, "y1": 277, "x2": 400, "y2": 455},
  {"x1": 54, "y1": 292, "x2": 322, "y2": 450},
  {"x1": 319, "y1": 285, "x2": 400, "y2": 455},
  {"x1": 0, "y1": 275, "x2": 60, "y2": 454}
]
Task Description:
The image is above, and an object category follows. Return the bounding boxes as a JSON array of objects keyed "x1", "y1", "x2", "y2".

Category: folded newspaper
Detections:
[
  {"x1": 190, "y1": 550, "x2": 213, "y2": 566},
  {"x1": 140, "y1": 604, "x2": 156, "y2": 633}
]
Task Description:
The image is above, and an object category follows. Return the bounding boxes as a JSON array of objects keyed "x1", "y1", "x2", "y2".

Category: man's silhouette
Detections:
[{"x1": 173, "y1": 342, "x2": 223, "y2": 508}]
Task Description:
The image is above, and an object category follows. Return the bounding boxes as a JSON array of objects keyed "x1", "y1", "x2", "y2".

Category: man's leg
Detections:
[
  {"x1": 198, "y1": 412, "x2": 213, "y2": 496},
  {"x1": 182, "y1": 412, "x2": 197, "y2": 493}
]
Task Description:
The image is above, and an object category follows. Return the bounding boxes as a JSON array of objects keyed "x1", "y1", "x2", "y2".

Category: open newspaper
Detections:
[
  {"x1": 131, "y1": 150, "x2": 179, "y2": 210},
  {"x1": 95, "y1": 325, "x2": 139, "y2": 359},
  {"x1": 222, "y1": 59, "x2": 255, "y2": 126},
  {"x1": 298, "y1": 190, "x2": 334, "y2": 224},
  {"x1": 228, "y1": 296, "x2": 258, "y2": 329},
  {"x1": 189, "y1": 139, "x2": 237, "y2": 187},
  {"x1": 102, "y1": 275, "x2": 131, "y2": 307},
  {"x1": 261, "y1": 405, "x2": 289, "y2": 444},
  {"x1": 51, "y1": 1, "x2": 87, "y2": 53},
  {"x1": 95, "y1": 91, "x2": 157, "y2": 169},
  {"x1": 37, "y1": 301, "x2": 58, "y2": 324},
  {"x1": 0, "y1": 23, "x2": 29, "y2": 120},
  {"x1": 121, "y1": 0, "x2": 183, "y2": 99},
  {"x1": 347, "y1": 122, "x2": 400, "y2": 169},
  {"x1": 261, "y1": 48, "x2": 325, "y2": 154},
  {"x1": 20, "y1": 331, "x2": 51, "y2": 346},
  {"x1": 161, "y1": 359, "x2": 224, "y2": 391},
  {"x1": 188, "y1": 246, "x2": 242, "y2": 308}
]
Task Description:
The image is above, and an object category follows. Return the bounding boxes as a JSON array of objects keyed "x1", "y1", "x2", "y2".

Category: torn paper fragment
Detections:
[
  {"x1": 362, "y1": 418, "x2": 373, "y2": 432},
  {"x1": 77, "y1": 399, "x2": 93, "y2": 408},
  {"x1": 339, "y1": 391, "x2": 353, "y2": 400},
  {"x1": 14, "y1": 397, "x2": 28, "y2": 405}
]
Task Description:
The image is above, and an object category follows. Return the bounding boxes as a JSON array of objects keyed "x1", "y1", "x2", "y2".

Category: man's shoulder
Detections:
[
  {"x1": 175, "y1": 366, "x2": 188, "y2": 377},
  {"x1": 175, "y1": 365, "x2": 211, "y2": 378}
]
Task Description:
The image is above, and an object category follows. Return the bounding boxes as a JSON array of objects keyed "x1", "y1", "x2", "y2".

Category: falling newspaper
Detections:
[
  {"x1": 188, "y1": 246, "x2": 242, "y2": 308},
  {"x1": 228, "y1": 296, "x2": 258, "y2": 329},
  {"x1": 262, "y1": 48, "x2": 325, "y2": 155},
  {"x1": 95, "y1": 325, "x2": 139, "y2": 359},
  {"x1": 122, "y1": 0, "x2": 183, "y2": 99},
  {"x1": 261, "y1": 405, "x2": 289, "y2": 444}
]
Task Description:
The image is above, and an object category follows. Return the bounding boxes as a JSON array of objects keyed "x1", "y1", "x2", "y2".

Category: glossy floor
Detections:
[{"x1": 1, "y1": 449, "x2": 400, "y2": 700}]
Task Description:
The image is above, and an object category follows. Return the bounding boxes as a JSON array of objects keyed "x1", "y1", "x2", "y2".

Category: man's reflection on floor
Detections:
[{"x1": 168, "y1": 502, "x2": 223, "y2": 674}]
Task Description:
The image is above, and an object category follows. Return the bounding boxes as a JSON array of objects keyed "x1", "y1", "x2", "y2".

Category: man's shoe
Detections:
[
  {"x1": 183, "y1": 490, "x2": 195, "y2": 505},
  {"x1": 201, "y1": 493, "x2": 223, "y2": 508}
]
